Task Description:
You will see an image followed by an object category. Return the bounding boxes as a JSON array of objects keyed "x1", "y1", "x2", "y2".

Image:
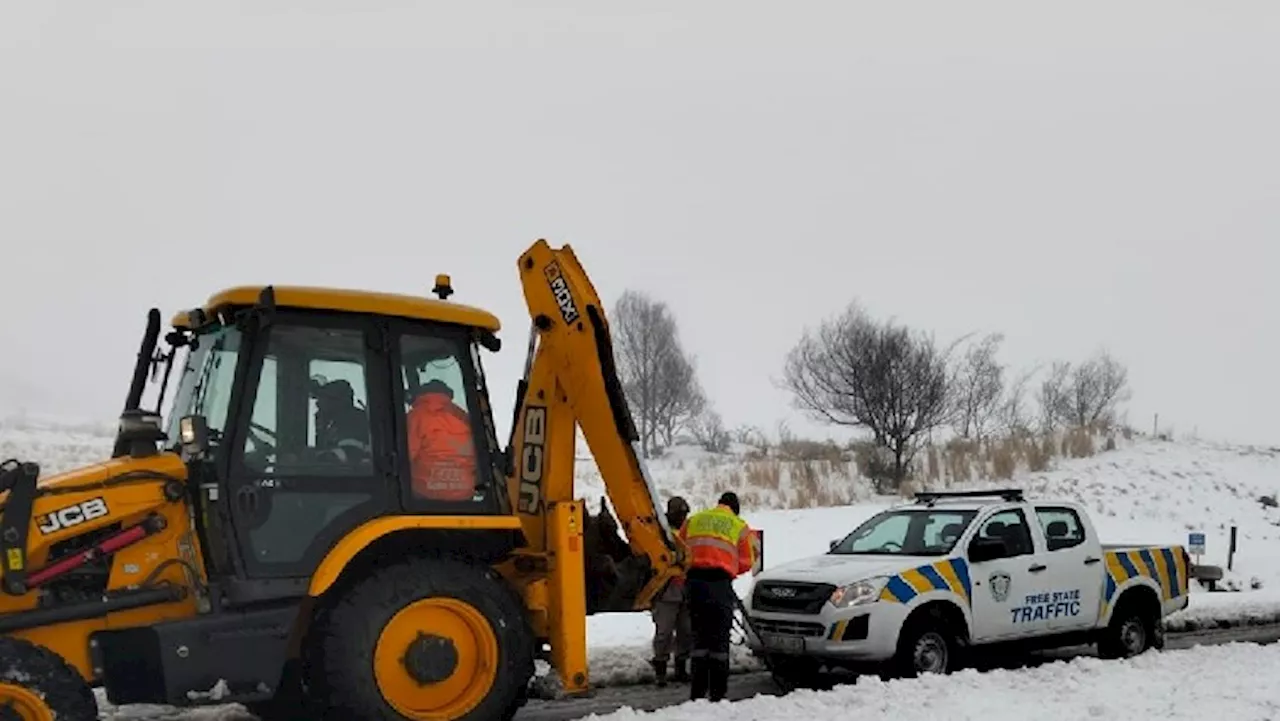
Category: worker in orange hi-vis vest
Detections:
[
  {"x1": 678, "y1": 491, "x2": 757, "y2": 703},
  {"x1": 406, "y1": 379, "x2": 477, "y2": 502}
]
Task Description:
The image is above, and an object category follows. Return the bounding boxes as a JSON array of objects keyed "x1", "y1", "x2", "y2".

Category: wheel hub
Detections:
[
  {"x1": 913, "y1": 633, "x2": 948, "y2": 673},
  {"x1": 1121, "y1": 619, "x2": 1146, "y2": 653},
  {"x1": 0, "y1": 683, "x2": 54, "y2": 721},
  {"x1": 403, "y1": 632, "x2": 460, "y2": 685}
]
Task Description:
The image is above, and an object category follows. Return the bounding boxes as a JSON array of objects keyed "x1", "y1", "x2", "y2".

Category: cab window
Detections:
[
  {"x1": 398, "y1": 332, "x2": 485, "y2": 504},
  {"x1": 238, "y1": 323, "x2": 374, "y2": 477},
  {"x1": 1035, "y1": 506, "x2": 1086, "y2": 551},
  {"x1": 972, "y1": 509, "x2": 1035, "y2": 558}
]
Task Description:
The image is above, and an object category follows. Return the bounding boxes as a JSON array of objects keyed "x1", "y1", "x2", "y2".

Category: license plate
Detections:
[{"x1": 761, "y1": 633, "x2": 804, "y2": 653}]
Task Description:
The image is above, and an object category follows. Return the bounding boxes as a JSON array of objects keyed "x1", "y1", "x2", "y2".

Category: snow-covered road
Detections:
[{"x1": 585, "y1": 640, "x2": 1280, "y2": 721}]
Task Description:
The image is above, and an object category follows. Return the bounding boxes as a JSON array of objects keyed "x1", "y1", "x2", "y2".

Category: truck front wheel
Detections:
[
  {"x1": 890, "y1": 608, "x2": 960, "y2": 678},
  {"x1": 0, "y1": 636, "x2": 98, "y2": 721}
]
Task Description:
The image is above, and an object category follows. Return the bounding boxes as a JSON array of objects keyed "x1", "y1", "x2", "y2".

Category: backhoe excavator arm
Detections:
[{"x1": 501, "y1": 239, "x2": 688, "y2": 694}]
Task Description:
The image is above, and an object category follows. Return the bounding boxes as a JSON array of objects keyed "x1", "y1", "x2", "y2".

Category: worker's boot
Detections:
[
  {"x1": 689, "y1": 657, "x2": 709, "y2": 700},
  {"x1": 708, "y1": 657, "x2": 731, "y2": 702},
  {"x1": 651, "y1": 658, "x2": 668, "y2": 687},
  {"x1": 671, "y1": 656, "x2": 690, "y2": 683}
]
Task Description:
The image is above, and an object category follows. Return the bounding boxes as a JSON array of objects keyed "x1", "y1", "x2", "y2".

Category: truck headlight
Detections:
[{"x1": 829, "y1": 576, "x2": 889, "y2": 609}]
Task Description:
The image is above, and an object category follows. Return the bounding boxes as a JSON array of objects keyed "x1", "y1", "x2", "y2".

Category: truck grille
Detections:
[
  {"x1": 750, "y1": 617, "x2": 827, "y2": 638},
  {"x1": 751, "y1": 581, "x2": 835, "y2": 615}
]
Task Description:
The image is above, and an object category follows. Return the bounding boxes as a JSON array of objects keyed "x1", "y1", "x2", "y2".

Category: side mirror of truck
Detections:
[
  {"x1": 968, "y1": 537, "x2": 1009, "y2": 563},
  {"x1": 829, "y1": 539, "x2": 839, "y2": 551}
]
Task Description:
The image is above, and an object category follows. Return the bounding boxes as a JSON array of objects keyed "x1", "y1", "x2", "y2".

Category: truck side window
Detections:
[
  {"x1": 1035, "y1": 506, "x2": 1086, "y2": 551},
  {"x1": 973, "y1": 509, "x2": 1034, "y2": 558},
  {"x1": 399, "y1": 332, "x2": 483, "y2": 504},
  {"x1": 239, "y1": 324, "x2": 375, "y2": 477}
]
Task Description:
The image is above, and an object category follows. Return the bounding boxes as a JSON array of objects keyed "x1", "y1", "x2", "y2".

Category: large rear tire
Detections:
[
  {"x1": 0, "y1": 636, "x2": 98, "y2": 721},
  {"x1": 1098, "y1": 595, "x2": 1158, "y2": 660},
  {"x1": 310, "y1": 554, "x2": 535, "y2": 721}
]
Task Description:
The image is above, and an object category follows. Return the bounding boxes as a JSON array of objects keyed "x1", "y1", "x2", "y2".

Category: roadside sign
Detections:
[
  {"x1": 1188, "y1": 532, "x2": 1206, "y2": 556},
  {"x1": 751, "y1": 529, "x2": 764, "y2": 575}
]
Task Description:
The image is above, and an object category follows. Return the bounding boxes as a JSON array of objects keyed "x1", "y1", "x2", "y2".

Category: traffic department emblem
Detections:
[{"x1": 989, "y1": 571, "x2": 1012, "y2": 602}]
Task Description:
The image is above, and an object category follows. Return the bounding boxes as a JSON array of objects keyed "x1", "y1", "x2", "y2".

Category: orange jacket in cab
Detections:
[{"x1": 407, "y1": 390, "x2": 476, "y2": 502}]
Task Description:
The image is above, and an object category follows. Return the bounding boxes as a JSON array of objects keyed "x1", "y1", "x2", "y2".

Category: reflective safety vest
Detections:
[
  {"x1": 679, "y1": 505, "x2": 756, "y2": 578},
  {"x1": 407, "y1": 391, "x2": 477, "y2": 501}
]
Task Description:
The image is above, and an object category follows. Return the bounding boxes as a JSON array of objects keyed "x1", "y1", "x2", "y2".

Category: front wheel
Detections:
[
  {"x1": 890, "y1": 612, "x2": 959, "y2": 678},
  {"x1": 310, "y1": 553, "x2": 535, "y2": 721},
  {"x1": 0, "y1": 636, "x2": 98, "y2": 721}
]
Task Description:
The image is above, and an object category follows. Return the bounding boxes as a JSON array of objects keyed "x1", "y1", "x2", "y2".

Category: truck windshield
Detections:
[
  {"x1": 163, "y1": 324, "x2": 244, "y2": 449},
  {"x1": 830, "y1": 509, "x2": 978, "y2": 556}
]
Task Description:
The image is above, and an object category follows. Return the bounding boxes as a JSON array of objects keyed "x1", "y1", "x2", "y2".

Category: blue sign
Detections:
[{"x1": 1188, "y1": 532, "x2": 1206, "y2": 555}]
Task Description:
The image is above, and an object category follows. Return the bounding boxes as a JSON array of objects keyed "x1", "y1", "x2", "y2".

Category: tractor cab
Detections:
[{"x1": 121, "y1": 282, "x2": 519, "y2": 607}]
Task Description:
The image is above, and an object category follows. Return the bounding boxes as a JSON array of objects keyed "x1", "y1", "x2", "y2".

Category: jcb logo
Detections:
[
  {"x1": 37, "y1": 497, "x2": 110, "y2": 536},
  {"x1": 543, "y1": 262, "x2": 580, "y2": 326},
  {"x1": 517, "y1": 406, "x2": 546, "y2": 515}
]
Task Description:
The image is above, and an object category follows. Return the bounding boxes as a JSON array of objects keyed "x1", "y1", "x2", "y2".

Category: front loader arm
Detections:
[{"x1": 502, "y1": 239, "x2": 688, "y2": 693}]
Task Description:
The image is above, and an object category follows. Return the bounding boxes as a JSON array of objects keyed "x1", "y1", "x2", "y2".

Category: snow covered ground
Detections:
[
  {"x1": 587, "y1": 642, "x2": 1280, "y2": 721},
  {"x1": 4, "y1": 417, "x2": 1280, "y2": 715}
]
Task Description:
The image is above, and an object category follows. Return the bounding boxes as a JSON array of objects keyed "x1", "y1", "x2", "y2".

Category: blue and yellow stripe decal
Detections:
[
  {"x1": 879, "y1": 558, "x2": 972, "y2": 605},
  {"x1": 1102, "y1": 546, "x2": 1189, "y2": 613}
]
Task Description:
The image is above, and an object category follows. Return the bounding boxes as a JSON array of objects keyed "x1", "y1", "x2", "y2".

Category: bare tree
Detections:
[
  {"x1": 780, "y1": 301, "x2": 954, "y2": 490},
  {"x1": 611, "y1": 289, "x2": 704, "y2": 457},
  {"x1": 1036, "y1": 351, "x2": 1131, "y2": 430},
  {"x1": 689, "y1": 408, "x2": 731, "y2": 453},
  {"x1": 948, "y1": 332, "x2": 1006, "y2": 442},
  {"x1": 996, "y1": 365, "x2": 1038, "y2": 436},
  {"x1": 1037, "y1": 361, "x2": 1073, "y2": 432},
  {"x1": 1059, "y1": 351, "x2": 1131, "y2": 429}
]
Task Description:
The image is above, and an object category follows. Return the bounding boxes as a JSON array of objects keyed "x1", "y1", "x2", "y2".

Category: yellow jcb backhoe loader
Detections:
[{"x1": 0, "y1": 239, "x2": 688, "y2": 721}]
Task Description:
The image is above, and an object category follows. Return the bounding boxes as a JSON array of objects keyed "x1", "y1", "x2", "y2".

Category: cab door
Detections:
[
  {"x1": 1034, "y1": 505, "x2": 1104, "y2": 632},
  {"x1": 965, "y1": 507, "x2": 1053, "y2": 642},
  {"x1": 223, "y1": 311, "x2": 395, "y2": 586}
]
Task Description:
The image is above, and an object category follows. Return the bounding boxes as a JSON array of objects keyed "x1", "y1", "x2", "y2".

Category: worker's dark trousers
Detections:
[{"x1": 686, "y1": 570, "x2": 736, "y2": 702}]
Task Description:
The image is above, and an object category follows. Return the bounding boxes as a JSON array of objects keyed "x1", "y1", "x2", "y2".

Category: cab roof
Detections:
[{"x1": 169, "y1": 285, "x2": 501, "y2": 332}]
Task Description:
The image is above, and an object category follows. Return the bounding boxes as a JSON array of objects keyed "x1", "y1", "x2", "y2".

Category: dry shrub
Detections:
[
  {"x1": 778, "y1": 438, "x2": 845, "y2": 463},
  {"x1": 1027, "y1": 435, "x2": 1053, "y2": 472},
  {"x1": 925, "y1": 446, "x2": 941, "y2": 485},
  {"x1": 745, "y1": 460, "x2": 781, "y2": 491},
  {"x1": 739, "y1": 488, "x2": 766, "y2": 510},
  {"x1": 945, "y1": 439, "x2": 976, "y2": 486},
  {"x1": 792, "y1": 471, "x2": 821, "y2": 508},
  {"x1": 991, "y1": 439, "x2": 1017, "y2": 480},
  {"x1": 1064, "y1": 427, "x2": 1095, "y2": 458}
]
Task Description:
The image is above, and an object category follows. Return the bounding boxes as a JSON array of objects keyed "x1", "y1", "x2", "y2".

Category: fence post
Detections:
[{"x1": 1228, "y1": 526, "x2": 1238, "y2": 571}]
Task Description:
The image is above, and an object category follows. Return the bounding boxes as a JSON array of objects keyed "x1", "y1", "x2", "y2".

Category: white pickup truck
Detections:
[{"x1": 742, "y1": 489, "x2": 1191, "y2": 682}]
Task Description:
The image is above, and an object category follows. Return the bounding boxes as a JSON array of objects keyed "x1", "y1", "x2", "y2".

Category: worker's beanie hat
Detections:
[{"x1": 718, "y1": 492, "x2": 740, "y2": 515}]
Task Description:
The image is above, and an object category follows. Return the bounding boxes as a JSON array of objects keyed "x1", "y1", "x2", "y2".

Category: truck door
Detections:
[
  {"x1": 965, "y1": 508, "x2": 1053, "y2": 641},
  {"x1": 1033, "y1": 505, "x2": 1103, "y2": 632}
]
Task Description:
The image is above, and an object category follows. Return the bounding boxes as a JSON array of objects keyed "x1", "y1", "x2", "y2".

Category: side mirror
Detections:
[
  {"x1": 179, "y1": 415, "x2": 210, "y2": 460},
  {"x1": 968, "y1": 537, "x2": 1008, "y2": 563},
  {"x1": 828, "y1": 539, "x2": 839, "y2": 551}
]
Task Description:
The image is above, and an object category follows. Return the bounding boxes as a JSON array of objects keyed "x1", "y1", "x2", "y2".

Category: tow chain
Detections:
[{"x1": 731, "y1": 595, "x2": 795, "y2": 694}]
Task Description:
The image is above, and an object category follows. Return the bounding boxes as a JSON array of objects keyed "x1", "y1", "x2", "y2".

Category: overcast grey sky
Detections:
[{"x1": 1, "y1": 1, "x2": 1277, "y2": 447}]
